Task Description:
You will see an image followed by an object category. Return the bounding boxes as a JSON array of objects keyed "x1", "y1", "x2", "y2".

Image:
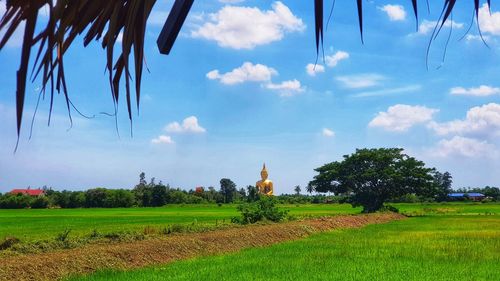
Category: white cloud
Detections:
[
  {"x1": 369, "y1": 104, "x2": 439, "y2": 132},
  {"x1": 352, "y1": 85, "x2": 421, "y2": 98},
  {"x1": 428, "y1": 103, "x2": 500, "y2": 137},
  {"x1": 418, "y1": 19, "x2": 464, "y2": 35},
  {"x1": 336, "y1": 74, "x2": 385, "y2": 89},
  {"x1": 478, "y1": 3, "x2": 500, "y2": 36},
  {"x1": 464, "y1": 34, "x2": 491, "y2": 42},
  {"x1": 379, "y1": 5, "x2": 406, "y2": 21},
  {"x1": 265, "y1": 79, "x2": 304, "y2": 97},
  {"x1": 208, "y1": 62, "x2": 302, "y2": 97},
  {"x1": 165, "y1": 116, "x2": 206, "y2": 134},
  {"x1": 207, "y1": 62, "x2": 277, "y2": 85},
  {"x1": 191, "y1": 1, "x2": 305, "y2": 49},
  {"x1": 325, "y1": 51, "x2": 349, "y2": 67},
  {"x1": 450, "y1": 85, "x2": 500, "y2": 97},
  {"x1": 432, "y1": 136, "x2": 495, "y2": 158},
  {"x1": 151, "y1": 135, "x2": 175, "y2": 145},
  {"x1": 322, "y1": 128, "x2": 335, "y2": 137},
  {"x1": 306, "y1": 64, "x2": 325, "y2": 76}
]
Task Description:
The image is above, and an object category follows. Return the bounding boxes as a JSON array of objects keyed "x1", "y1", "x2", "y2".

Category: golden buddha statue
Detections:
[{"x1": 256, "y1": 163, "x2": 274, "y2": 196}]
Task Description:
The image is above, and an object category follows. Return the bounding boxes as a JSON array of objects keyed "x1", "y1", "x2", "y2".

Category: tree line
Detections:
[{"x1": 1, "y1": 149, "x2": 499, "y2": 210}]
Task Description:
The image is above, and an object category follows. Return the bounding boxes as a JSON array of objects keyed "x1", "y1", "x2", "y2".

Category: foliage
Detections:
[
  {"x1": 233, "y1": 197, "x2": 289, "y2": 224},
  {"x1": 246, "y1": 185, "x2": 260, "y2": 202},
  {"x1": 220, "y1": 178, "x2": 237, "y2": 204},
  {"x1": 309, "y1": 148, "x2": 437, "y2": 212},
  {"x1": 433, "y1": 171, "x2": 453, "y2": 202},
  {"x1": 294, "y1": 185, "x2": 301, "y2": 195}
]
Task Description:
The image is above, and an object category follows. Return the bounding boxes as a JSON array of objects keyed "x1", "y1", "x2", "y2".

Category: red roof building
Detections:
[{"x1": 9, "y1": 189, "x2": 45, "y2": 196}]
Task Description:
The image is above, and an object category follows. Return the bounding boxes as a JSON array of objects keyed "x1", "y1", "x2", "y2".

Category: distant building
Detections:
[
  {"x1": 9, "y1": 188, "x2": 45, "y2": 197},
  {"x1": 448, "y1": 192, "x2": 485, "y2": 201}
]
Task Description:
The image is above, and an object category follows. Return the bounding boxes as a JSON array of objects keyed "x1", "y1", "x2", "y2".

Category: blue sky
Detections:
[{"x1": 1, "y1": 0, "x2": 500, "y2": 193}]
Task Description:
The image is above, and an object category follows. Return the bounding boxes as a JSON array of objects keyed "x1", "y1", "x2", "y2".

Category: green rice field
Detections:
[
  {"x1": 68, "y1": 210, "x2": 500, "y2": 281},
  {"x1": 0, "y1": 203, "x2": 360, "y2": 241}
]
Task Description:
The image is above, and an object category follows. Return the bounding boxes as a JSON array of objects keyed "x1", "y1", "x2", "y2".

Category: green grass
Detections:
[
  {"x1": 0, "y1": 204, "x2": 359, "y2": 241},
  {"x1": 68, "y1": 214, "x2": 500, "y2": 281},
  {"x1": 393, "y1": 202, "x2": 500, "y2": 216}
]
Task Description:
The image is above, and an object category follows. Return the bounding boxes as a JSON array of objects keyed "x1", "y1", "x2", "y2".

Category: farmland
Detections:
[
  {"x1": 68, "y1": 209, "x2": 500, "y2": 281},
  {"x1": 0, "y1": 203, "x2": 499, "y2": 281},
  {"x1": 0, "y1": 203, "x2": 360, "y2": 241}
]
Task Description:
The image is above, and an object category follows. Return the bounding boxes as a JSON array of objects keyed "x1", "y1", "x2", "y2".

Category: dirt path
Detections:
[{"x1": 0, "y1": 213, "x2": 404, "y2": 281}]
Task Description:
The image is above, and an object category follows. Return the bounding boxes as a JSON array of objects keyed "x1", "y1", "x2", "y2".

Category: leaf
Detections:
[
  {"x1": 314, "y1": 0, "x2": 323, "y2": 55},
  {"x1": 356, "y1": 0, "x2": 363, "y2": 43}
]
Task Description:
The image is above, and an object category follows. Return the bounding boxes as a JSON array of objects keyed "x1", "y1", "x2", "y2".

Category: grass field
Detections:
[
  {"x1": 0, "y1": 204, "x2": 360, "y2": 241},
  {"x1": 68, "y1": 213, "x2": 500, "y2": 281}
]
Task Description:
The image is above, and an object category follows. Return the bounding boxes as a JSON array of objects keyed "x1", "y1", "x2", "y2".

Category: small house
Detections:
[
  {"x1": 448, "y1": 192, "x2": 485, "y2": 201},
  {"x1": 9, "y1": 188, "x2": 45, "y2": 197}
]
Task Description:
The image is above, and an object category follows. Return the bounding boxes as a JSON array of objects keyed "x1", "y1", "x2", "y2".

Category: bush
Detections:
[
  {"x1": 234, "y1": 197, "x2": 289, "y2": 224},
  {"x1": 379, "y1": 205, "x2": 399, "y2": 213},
  {"x1": 0, "y1": 237, "x2": 20, "y2": 250}
]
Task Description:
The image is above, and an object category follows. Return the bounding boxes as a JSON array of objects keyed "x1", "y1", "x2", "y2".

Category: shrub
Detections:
[
  {"x1": 0, "y1": 237, "x2": 20, "y2": 250},
  {"x1": 379, "y1": 205, "x2": 399, "y2": 213},
  {"x1": 234, "y1": 197, "x2": 289, "y2": 224},
  {"x1": 55, "y1": 229, "x2": 71, "y2": 242}
]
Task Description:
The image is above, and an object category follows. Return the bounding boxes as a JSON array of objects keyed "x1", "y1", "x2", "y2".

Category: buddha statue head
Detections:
[{"x1": 260, "y1": 163, "x2": 268, "y2": 180}]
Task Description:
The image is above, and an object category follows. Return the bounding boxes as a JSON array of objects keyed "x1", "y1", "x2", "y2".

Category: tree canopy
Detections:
[{"x1": 308, "y1": 148, "x2": 439, "y2": 212}]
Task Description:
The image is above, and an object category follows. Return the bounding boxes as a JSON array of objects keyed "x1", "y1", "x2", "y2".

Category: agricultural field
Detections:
[
  {"x1": 0, "y1": 203, "x2": 360, "y2": 241},
  {"x1": 1, "y1": 203, "x2": 499, "y2": 281},
  {"x1": 68, "y1": 207, "x2": 500, "y2": 281}
]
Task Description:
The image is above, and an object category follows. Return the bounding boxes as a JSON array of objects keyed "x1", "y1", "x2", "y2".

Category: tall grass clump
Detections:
[{"x1": 232, "y1": 197, "x2": 289, "y2": 224}]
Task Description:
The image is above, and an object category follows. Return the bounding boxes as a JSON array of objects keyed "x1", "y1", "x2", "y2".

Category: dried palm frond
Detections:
[
  {"x1": 0, "y1": 0, "x2": 193, "y2": 149},
  {"x1": 314, "y1": 0, "x2": 492, "y2": 56}
]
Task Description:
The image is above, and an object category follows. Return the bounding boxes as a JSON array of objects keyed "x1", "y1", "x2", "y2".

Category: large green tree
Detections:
[
  {"x1": 433, "y1": 171, "x2": 453, "y2": 202},
  {"x1": 219, "y1": 178, "x2": 237, "y2": 203},
  {"x1": 309, "y1": 148, "x2": 437, "y2": 213}
]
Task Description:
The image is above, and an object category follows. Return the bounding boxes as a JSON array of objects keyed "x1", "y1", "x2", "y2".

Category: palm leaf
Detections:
[
  {"x1": 0, "y1": 0, "x2": 193, "y2": 145},
  {"x1": 314, "y1": 0, "x2": 491, "y2": 56}
]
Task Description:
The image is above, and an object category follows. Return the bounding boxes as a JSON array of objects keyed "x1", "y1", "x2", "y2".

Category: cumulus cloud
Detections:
[
  {"x1": 207, "y1": 62, "x2": 277, "y2": 85},
  {"x1": 478, "y1": 3, "x2": 500, "y2": 36},
  {"x1": 428, "y1": 103, "x2": 500, "y2": 137},
  {"x1": 208, "y1": 62, "x2": 303, "y2": 96},
  {"x1": 265, "y1": 80, "x2": 304, "y2": 96},
  {"x1": 336, "y1": 74, "x2": 385, "y2": 89},
  {"x1": 432, "y1": 136, "x2": 495, "y2": 158},
  {"x1": 418, "y1": 19, "x2": 464, "y2": 35},
  {"x1": 191, "y1": 1, "x2": 305, "y2": 49},
  {"x1": 369, "y1": 104, "x2": 439, "y2": 132},
  {"x1": 325, "y1": 51, "x2": 349, "y2": 67},
  {"x1": 450, "y1": 85, "x2": 500, "y2": 97},
  {"x1": 306, "y1": 64, "x2": 325, "y2": 76},
  {"x1": 151, "y1": 135, "x2": 175, "y2": 145},
  {"x1": 165, "y1": 116, "x2": 206, "y2": 134},
  {"x1": 322, "y1": 128, "x2": 335, "y2": 137},
  {"x1": 379, "y1": 5, "x2": 406, "y2": 21}
]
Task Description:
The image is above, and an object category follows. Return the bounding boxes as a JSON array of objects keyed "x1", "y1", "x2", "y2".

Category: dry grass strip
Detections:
[{"x1": 0, "y1": 213, "x2": 404, "y2": 281}]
